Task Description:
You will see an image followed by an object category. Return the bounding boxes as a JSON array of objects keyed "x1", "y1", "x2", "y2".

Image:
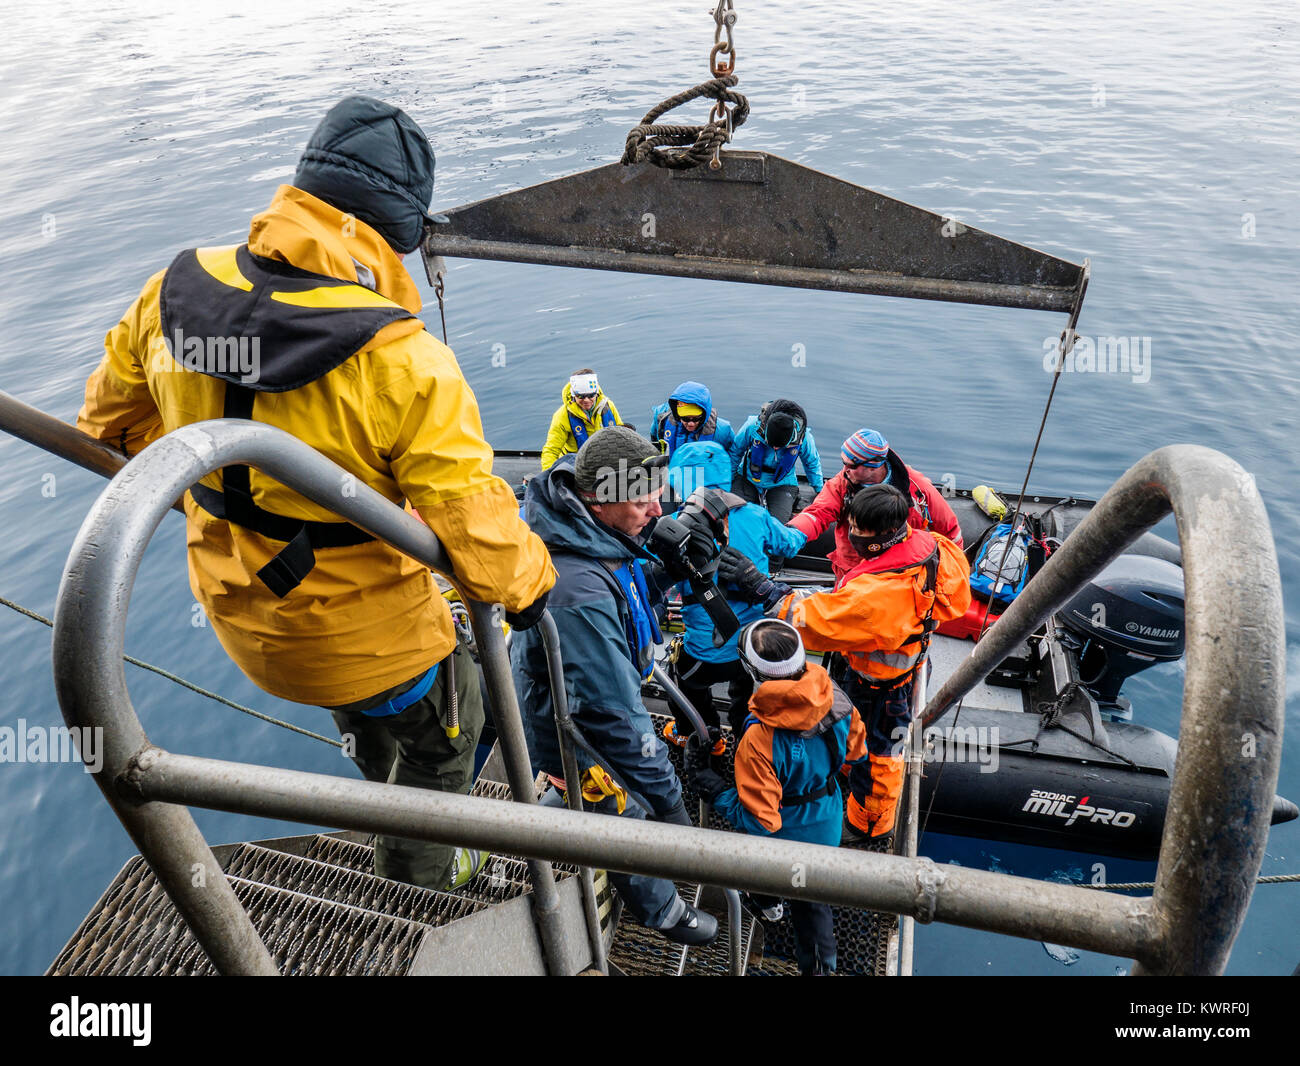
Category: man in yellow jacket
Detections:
[
  {"x1": 539, "y1": 368, "x2": 624, "y2": 468},
  {"x1": 77, "y1": 95, "x2": 555, "y2": 891}
]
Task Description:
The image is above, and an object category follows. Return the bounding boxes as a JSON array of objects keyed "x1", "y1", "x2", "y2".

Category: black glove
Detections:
[
  {"x1": 504, "y1": 590, "x2": 549, "y2": 631},
  {"x1": 689, "y1": 767, "x2": 728, "y2": 803},
  {"x1": 717, "y1": 547, "x2": 791, "y2": 610},
  {"x1": 718, "y1": 546, "x2": 771, "y2": 600},
  {"x1": 674, "y1": 505, "x2": 722, "y2": 573},
  {"x1": 717, "y1": 544, "x2": 758, "y2": 584},
  {"x1": 658, "y1": 798, "x2": 694, "y2": 827},
  {"x1": 684, "y1": 733, "x2": 710, "y2": 774}
]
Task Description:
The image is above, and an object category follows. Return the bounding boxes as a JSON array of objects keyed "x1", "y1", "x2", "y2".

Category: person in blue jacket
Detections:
[
  {"x1": 687, "y1": 618, "x2": 868, "y2": 975},
  {"x1": 510, "y1": 426, "x2": 718, "y2": 947},
  {"x1": 649, "y1": 381, "x2": 735, "y2": 458},
  {"x1": 730, "y1": 398, "x2": 824, "y2": 526},
  {"x1": 662, "y1": 441, "x2": 806, "y2": 748}
]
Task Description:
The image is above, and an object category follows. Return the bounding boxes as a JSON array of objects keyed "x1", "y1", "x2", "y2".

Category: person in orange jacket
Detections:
[
  {"x1": 76, "y1": 96, "x2": 555, "y2": 891},
  {"x1": 719, "y1": 483, "x2": 971, "y2": 838},
  {"x1": 788, "y1": 428, "x2": 963, "y2": 581},
  {"x1": 687, "y1": 618, "x2": 868, "y2": 974}
]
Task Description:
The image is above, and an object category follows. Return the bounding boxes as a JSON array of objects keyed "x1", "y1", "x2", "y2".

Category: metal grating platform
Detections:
[
  {"x1": 48, "y1": 853, "x2": 435, "y2": 976},
  {"x1": 49, "y1": 772, "x2": 581, "y2": 976},
  {"x1": 607, "y1": 880, "x2": 802, "y2": 977},
  {"x1": 50, "y1": 722, "x2": 893, "y2": 976},
  {"x1": 750, "y1": 837, "x2": 896, "y2": 976},
  {"x1": 302, "y1": 833, "x2": 579, "y2": 907},
  {"x1": 223, "y1": 843, "x2": 487, "y2": 928}
]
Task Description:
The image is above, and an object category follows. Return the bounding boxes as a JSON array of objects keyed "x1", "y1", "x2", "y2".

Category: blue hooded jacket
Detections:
[
  {"x1": 510, "y1": 456, "x2": 683, "y2": 817},
  {"x1": 730, "y1": 414, "x2": 824, "y2": 493},
  {"x1": 666, "y1": 442, "x2": 807, "y2": 663},
  {"x1": 649, "y1": 381, "x2": 735, "y2": 458}
]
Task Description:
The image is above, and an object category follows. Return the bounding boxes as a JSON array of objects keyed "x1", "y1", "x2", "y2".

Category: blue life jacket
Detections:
[
  {"x1": 661, "y1": 414, "x2": 718, "y2": 454},
  {"x1": 609, "y1": 559, "x2": 662, "y2": 679},
  {"x1": 747, "y1": 437, "x2": 799, "y2": 484},
  {"x1": 569, "y1": 404, "x2": 616, "y2": 448},
  {"x1": 970, "y1": 522, "x2": 1030, "y2": 606}
]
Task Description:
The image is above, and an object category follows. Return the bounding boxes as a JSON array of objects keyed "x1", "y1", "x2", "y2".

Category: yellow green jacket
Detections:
[
  {"x1": 540, "y1": 384, "x2": 623, "y2": 469},
  {"x1": 77, "y1": 185, "x2": 555, "y2": 706}
]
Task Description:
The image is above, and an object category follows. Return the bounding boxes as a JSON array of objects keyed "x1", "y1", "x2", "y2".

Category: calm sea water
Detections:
[{"x1": 0, "y1": 0, "x2": 1296, "y2": 976}]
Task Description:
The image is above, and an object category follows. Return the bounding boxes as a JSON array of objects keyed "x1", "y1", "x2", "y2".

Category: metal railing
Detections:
[
  {"x1": 920, "y1": 444, "x2": 1285, "y2": 975},
  {"x1": 51, "y1": 423, "x2": 1284, "y2": 975},
  {"x1": 537, "y1": 611, "x2": 609, "y2": 974},
  {"x1": 895, "y1": 658, "x2": 928, "y2": 977},
  {"x1": 650, "y1": 663, "x2": 747, "y2": 976},
  {"x1": 51, "y1": 418, "x2": 572, "y2": 975}
]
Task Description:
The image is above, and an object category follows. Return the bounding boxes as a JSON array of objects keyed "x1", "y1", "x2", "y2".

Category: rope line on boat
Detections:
[
  {"x1": 1033, "y1": 681, "x2": 1142, "y2": 768},
  {"x1": 919, "y1": 315, "x2": 1087, "y2": 839},
  {"x1": 1078, "y1": 873, "x2": 1300, "y2": 892},
  {"x1": 1, "y1": 593, "x2": 344, "y2": 749}
]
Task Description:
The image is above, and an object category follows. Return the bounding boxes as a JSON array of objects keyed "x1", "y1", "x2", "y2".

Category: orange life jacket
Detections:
[{"x1": 776, "y1": 529, "x2": 971, "y2": 686}]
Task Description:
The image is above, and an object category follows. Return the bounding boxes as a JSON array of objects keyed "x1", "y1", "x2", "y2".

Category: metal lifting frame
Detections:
[
  {"x1": 421, "y1": 150, "x2": 1088, "y2": 312},
  {"x1": 51, "y1": 421, "x2": 1283, "y2": 975}
]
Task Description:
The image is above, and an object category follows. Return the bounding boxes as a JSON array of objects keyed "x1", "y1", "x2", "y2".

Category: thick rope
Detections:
[
  {"x1": 1080, "y1": 874, "x2": 1300, "y2": 892},
  {"x1": 2, "y1": 594, "x2": 343, "y2": 749},
  {"x1": 621, "y1": 76, "x2": 750, "y2": 169}
]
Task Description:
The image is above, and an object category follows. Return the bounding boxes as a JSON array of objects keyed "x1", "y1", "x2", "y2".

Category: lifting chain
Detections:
[
  {"x1": 621, "y1": 0, "x2": 748, "y2": 171},
  {"x1": 710, "y1": 0, "x2": 737, "y2": 76}
]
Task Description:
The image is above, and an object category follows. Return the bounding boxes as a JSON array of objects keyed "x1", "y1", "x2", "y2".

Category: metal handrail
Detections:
[
  {"x1": 52, "y1": 418, "x2": 571, "y2": 975},
  {"x1": 921, "y1": 444, "x2": 1285, "y2": 975},
  {"x1": 652, "y1": 662, "x2": 747, "y2": 976},
  {"x1": 538, "y1": 611, "x2": 608, "y2": 974},
  {"x1": 896, "y1": 658, "x2": 928, "y2": 977},
  {"x1": 51, "y1": 425, "x2": 1283, "y2": 974}
]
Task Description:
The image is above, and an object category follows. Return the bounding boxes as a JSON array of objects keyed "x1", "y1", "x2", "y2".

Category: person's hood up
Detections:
[
  {"x1": 884, "y1": 448, "x2": 909, "y2": 491},
  {"x1": 668, "y1": 380, "x2": 713, "y2": 422},
  {"x1": 748, "y1": 664, "x2": 837, "y2": 733},
  {"x1": 248, "y1": 185, "x2": 424, "y2": 316},
  {"x1": 522, "y1": 455, "x2": 638, "y2": 561},
  {"x1": 292, "y1": 95, "x2": 436, "y2": 255},
  {"x1": 760, "y1": 399, "x2": 807, "y2": 449},
  {"x1": 667, "y1": 440, "x2": 731, "y2": 500}
]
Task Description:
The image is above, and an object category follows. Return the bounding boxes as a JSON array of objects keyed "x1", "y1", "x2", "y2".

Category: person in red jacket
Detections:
[{"x1": 788, "y1": 428, "x2": 963, "y2": 581}]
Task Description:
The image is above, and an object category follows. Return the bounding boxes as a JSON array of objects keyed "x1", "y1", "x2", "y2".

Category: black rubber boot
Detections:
[{"x1": 658, "y1": 902, "x2": 719, "y2": 947}]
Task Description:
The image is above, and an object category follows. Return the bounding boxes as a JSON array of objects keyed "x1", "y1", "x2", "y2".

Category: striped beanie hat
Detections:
[{"x1": 841, "y1": 428, "x2": 889, "y2": 466}]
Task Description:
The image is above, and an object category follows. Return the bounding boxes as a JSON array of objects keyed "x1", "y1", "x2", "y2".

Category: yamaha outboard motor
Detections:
[{"x1": 1058, "y1": 554, "x2": 1185, "y2": 710}]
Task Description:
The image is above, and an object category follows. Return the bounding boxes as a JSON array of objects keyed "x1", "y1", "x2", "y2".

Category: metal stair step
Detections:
[
  {"x1": 302, "y1": 831, "x2": 579, "y2": 908},
  {"x1": 298, "y1": 770, "x2": 578, "y2": 908},
  {"x1": 48, "y1": 855, "x2": 434, "y2": 975},
  {"x1": 223, "y1": 842, "x2": 488, "y2": 929}
]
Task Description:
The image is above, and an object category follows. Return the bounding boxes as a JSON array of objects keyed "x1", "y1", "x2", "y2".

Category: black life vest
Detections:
[{"x1": 159, "y1": 245, "x2": 418, "y2": 597}]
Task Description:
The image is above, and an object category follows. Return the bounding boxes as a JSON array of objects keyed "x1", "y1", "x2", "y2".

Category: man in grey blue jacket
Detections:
[{"x1": 510, "y1": 426, "x2": 719, "y2": 946}]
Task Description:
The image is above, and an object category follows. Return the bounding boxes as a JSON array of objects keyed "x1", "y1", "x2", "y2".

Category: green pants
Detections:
[{"x1": 327, "y1": 642, "x2": 484, "y2": 889}]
